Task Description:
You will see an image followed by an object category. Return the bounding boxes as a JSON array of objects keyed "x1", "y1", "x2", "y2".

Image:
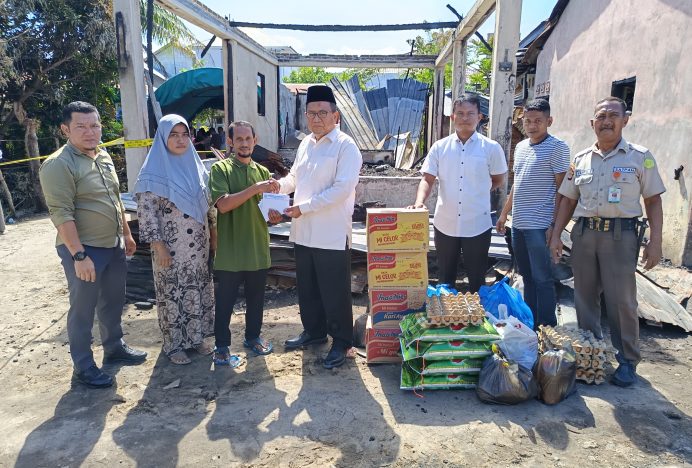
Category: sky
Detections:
[{"x1": 184, "y1": 0, "x2": 558, "y2": 55}]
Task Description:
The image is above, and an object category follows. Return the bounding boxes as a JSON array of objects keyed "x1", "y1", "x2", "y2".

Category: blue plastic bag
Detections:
[
  {"x1": 479, "y1": 277, "x2": 534, "y2": 330},
  {"x1": 427, "y1": 284, "x2": 458, "y2": 297}
]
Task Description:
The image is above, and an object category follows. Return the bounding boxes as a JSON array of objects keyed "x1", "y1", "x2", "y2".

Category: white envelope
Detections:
[{"x1": 258, "y1": 193, "x2": 290, "y2": 221}]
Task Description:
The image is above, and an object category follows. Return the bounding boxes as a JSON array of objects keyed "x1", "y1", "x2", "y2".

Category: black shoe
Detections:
[
  {"x1": 284, "y1": 331, "x2": 328, "y2": 350},
  {"x1": 612, "y1": 362, "x2": 637, "y2": 387},
  {"x1": 323, "y1": 344, "x2": 347, "y2": 369},
  {"x1": 103, "y1": 343, "x2": 147, "y2": 365},
  {"x1": 72, "y1": 365, "x2": 113, "y2": 388}
]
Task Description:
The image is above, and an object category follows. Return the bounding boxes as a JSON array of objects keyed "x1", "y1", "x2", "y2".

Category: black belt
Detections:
[{"x1": 581, "y1": 217, "x2": 637, "y2": 232}]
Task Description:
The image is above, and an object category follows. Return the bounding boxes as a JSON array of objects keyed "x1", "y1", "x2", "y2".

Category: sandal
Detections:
[
  {"x1": 243, "y1": 337, "x2": 273, "y2": 356},
  {"x1": 169, "y1": 350, "x2": 191, "y2": 365},
  {"x1": 194, "y1": 339, "x2": 214, "y2": 356},
  {"x1": 213, "y1": 346, "x2": 244, "y2": 368}
]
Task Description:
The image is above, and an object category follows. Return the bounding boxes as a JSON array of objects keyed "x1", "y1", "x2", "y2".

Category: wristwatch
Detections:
[{"x1": 73, "y1": 251, "x2": 88, "y2": 261}]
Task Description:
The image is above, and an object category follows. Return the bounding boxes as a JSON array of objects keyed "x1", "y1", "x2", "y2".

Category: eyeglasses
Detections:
[
  {"x1": 306, "y1": 110, "x2": 331, "y2": 120},
  {"x1": 168, "y1": 132, "x2": 190, "y2": 140}
]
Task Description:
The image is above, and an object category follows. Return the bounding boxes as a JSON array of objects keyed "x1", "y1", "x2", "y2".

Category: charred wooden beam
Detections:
[
  {"x1": 275, "y1": 53, "x2": 438, "y2": 68},
  {"x1": 227, "y1": 21, "x2": 459, "y2": 32}
]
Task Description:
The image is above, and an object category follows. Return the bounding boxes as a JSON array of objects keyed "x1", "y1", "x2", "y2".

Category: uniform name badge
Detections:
[{"x1": 608, "y1": 186, "x2": 622, "y2": 203}]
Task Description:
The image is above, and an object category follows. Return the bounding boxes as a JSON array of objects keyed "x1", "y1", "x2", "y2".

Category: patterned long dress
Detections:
[{"x1": 136, "y1": 191, "x2": 215, "y2": 356}]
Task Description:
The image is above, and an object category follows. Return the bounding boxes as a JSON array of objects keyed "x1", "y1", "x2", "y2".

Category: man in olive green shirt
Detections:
[
  {"x1": 210, "y1": 121, "x2": 281, "y2": 366},
  {"x1": 39, "y1": 101, "x2": 146, "y2": 388}
]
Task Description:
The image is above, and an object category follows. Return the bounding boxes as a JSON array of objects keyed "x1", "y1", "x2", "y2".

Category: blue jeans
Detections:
[{"x1": 512, "y1": 228, "x2": 556, "y2": 328}]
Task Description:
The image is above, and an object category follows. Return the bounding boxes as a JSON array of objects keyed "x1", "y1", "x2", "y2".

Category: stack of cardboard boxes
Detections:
[{"x1": 365, "y1": 208, "x2": 429, "y2": 364}]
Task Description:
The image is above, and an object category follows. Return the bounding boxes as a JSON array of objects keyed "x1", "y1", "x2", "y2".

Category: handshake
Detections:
[
  {"x1": 254, "y1": 178, "x2": 281, "y2": 194},
  {"x1": 255, "y1": 178, "x2": 303, "y2": 222}
]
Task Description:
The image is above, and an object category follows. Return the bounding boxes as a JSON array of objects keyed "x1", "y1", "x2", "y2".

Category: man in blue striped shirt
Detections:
[{"x1": 497, "y1": 99, "x2": 570, "y2": 328}]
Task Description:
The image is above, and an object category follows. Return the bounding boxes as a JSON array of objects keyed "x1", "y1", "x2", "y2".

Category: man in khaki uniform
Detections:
[{"x1": 549, "y1": 96, "x2": 665, "y2": 387}]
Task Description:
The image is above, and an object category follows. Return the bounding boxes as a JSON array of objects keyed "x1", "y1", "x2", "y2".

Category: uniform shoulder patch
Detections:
[
  {"x1": 643, "y1": 158, "x2": 655, "y2": 169},
  {"x1": 629, "y1": 142, "x2": 649, "y2": 154}
]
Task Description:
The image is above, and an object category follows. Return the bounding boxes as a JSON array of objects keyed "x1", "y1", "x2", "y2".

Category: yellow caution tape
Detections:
[
  {"x1": 0, "y1": 155, "x2": 48, "y2": 166},
  {"x1": 0, "y1": 137, "x2": 212, "y2": 167},
  {"x1": 123, "y1": 138, "x2": 154, "y2": 148},
  {"x1": 98, "y1": 137, "x2": 124, "y2": 148}
]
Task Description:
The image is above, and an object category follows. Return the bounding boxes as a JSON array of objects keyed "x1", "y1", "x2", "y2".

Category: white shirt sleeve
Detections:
[
  {"x1": 420, "y1": 143, "x2": 439, "y2": 177},
  {"x1": 279, "y1": 166, "x2": 297, "y2": 195},
  {"x1": 297, "y1": 142, "x2": 362, "y2": 214},
  {"x1": 488, "y1": 142, "x2": 508, "y2": 175}
]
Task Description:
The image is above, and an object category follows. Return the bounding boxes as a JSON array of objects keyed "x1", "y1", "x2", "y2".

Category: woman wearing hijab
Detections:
[{"x1": 134, "y1": 114, "x2": 216, "y2": 365}]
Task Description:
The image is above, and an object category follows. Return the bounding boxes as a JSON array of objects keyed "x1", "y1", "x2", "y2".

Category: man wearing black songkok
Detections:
[{"x1": 277, "y1": 85, "x2": 363, "y2": 369}]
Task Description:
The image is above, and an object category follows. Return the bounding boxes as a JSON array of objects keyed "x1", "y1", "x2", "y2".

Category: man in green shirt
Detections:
[
  {"x1": 210, "y1": 121, "x2": 281, "y2": 366},
  {"x1": 39, "y1": 101, "x2": 146, "y2": 388}
]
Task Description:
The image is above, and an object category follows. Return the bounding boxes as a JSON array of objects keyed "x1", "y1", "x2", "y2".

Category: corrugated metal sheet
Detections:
[
  {"x1": 385, "y1": 78, "x2": 427, "y2": 164},
  {"x1": 364, "y1": 87, "x2": 389, "y2": 141},
  {"x1": 323, "y1": 76, "x2": 428, "y2": 159},
  {"x1": 329, "y1": 78, "x2": 379, "y2": 149},
  {"x1": 345, "y1": 75, "x2": 377, "y2": 137}
]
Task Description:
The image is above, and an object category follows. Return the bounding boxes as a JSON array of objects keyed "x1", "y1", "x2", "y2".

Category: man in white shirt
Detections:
[
  {"x1": 278, "y1": 85, "x2": 363, "y2": 369},
  {"x1": 410, "y1": 94, "x2": 507, "y2": 292}
]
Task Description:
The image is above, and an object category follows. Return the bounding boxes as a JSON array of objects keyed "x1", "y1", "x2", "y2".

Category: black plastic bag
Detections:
[
  {"x1": 535, "y1": 347, "x2": 577, "y2": 405},
  {"x1": 476, "y1": 354, "x2": 539, "y2": 405}
]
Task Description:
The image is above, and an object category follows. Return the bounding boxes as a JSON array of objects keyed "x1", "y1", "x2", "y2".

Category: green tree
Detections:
[
  {"x1": 283, "y1": 67, "x2": 335, "y2": 84},
  {"x1": 0, "y1": 0, "x2": 116, "y2": 211},
  {"x1": 0, "y1": 0, "x2": 195, "y2": 213},
  {"x1": 406, "y1": 29, "x2": 453, "y2": 88},
  {"x1": 467, "y1": 36, "x2": 493, "y2": 93},
  {"x1": 335, "y1": 68, "x2": 383, "y2": 90},
  {"x1": 139, "y1": 0, "x2": 195, "y2": 45}
]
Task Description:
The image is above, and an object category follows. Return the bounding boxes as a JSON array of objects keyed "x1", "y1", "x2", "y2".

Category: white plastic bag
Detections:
[{"x1": 495, "y1": 315, "x2": 538, "y2": 370}]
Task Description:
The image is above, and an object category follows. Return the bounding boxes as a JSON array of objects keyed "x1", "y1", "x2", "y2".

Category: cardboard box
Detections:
[
  {"x1": 369, "y1": 287, "x2": 426, "y2": 328},
  {"x1": 366, "y1": 208, "x2": 429, "y2": 252},
  {"x1": 365, "y1": 316, "x2": 402, "y2": 364},
  {"x1": 367, "y1": 251, "x2": 428, "y2": 288}
]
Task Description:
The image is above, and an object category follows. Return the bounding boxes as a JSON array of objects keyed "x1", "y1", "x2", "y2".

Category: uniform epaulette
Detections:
[
  {"x1": 574, "y1": 147, "x2": 591, "y2": 158},
  {"x1": 629, "y1": 142, "x2": 649, "y2": 154}
]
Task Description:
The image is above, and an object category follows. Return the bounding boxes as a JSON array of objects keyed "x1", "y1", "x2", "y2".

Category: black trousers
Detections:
[
  {"x1": 214, "y1": 269, "x2": 268, "y2": 348},
  {"x1": 294, "y1": 244, "x2": 353, "y2": 348},
  {"x1": 434, "y1": 227, "x2": 492, "y2": 293}
]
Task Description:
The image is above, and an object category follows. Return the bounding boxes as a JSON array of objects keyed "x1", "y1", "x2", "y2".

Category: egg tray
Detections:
[
  {"x1": 538, "y1": 325, "x2": 616, "y2": 385},
  {"x1": 425, "y1": 292, "x2": 485, "y2": 327}
]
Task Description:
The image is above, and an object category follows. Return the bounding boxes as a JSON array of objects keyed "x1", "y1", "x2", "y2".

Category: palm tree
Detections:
[{"x1": 139, "y1": 0, "x2": 196, "y2": 45}]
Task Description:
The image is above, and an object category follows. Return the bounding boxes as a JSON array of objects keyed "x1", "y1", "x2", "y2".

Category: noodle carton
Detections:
[
  {"x1": 366, "y1": 208, "x2": 429, "y2": 252},
  {"x1": 367, "y1": 251, "x2": 428, "y2": 288},
  {"x1": 365, "y1": 316, "x2": 402, "y2": 364},
  {"x1": 368, "y1": 287, "x2": 426, "y2": 328}
]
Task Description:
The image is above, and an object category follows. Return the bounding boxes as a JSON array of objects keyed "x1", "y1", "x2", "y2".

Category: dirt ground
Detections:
[{"x1": 1, "y1": 215, "x2": 691, "y2": 468}]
